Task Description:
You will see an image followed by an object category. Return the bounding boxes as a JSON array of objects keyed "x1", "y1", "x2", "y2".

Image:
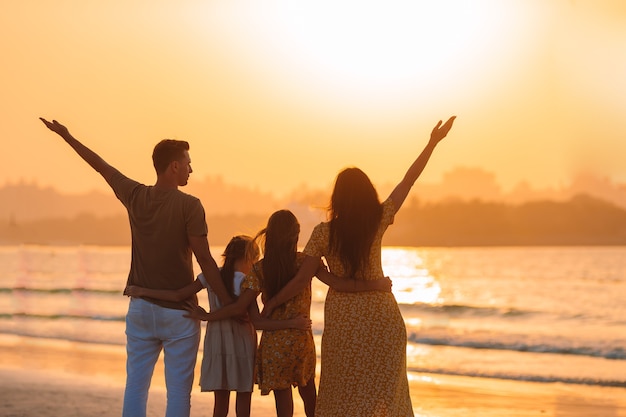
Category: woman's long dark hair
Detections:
[
  {"x1": 220, "y1": 235, "x2": 256, "y2": 298},
  {"x1": 329, "y1": 167, "x2": 383, "y2": 278},
  {"x1": 256, "y1": 210, "x2": 300, "y2": 299}
]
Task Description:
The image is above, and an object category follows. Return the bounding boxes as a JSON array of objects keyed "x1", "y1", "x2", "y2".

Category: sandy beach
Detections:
[{"x1": 1, "y1": 335, "x2": 625, "y2": 417}]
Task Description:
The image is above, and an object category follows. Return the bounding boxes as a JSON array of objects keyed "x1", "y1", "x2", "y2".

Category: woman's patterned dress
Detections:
[{"x1": 304, "y1": 198, "x2": 413, "y2": 416}]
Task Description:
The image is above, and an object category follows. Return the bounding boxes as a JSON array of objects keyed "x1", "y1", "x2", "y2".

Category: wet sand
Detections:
[{"x1": 1, "y1": 335, "x2": 625, "y2": 417}]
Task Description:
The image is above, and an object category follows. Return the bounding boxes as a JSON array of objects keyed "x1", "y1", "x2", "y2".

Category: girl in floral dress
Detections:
[
  {"x1": 264, "y1": 116, "x2": 456, "y2": 416},
  {"x1": 245, "y1": 210, "x2": 317, "y2": 417}
]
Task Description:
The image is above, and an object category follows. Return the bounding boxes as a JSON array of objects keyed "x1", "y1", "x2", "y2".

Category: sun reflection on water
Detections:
[{"x1": 382, "y1": 247, "x2": 441, "y2": 305}]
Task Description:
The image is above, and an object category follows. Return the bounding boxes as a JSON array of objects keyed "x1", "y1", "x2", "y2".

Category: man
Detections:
[{"x1": 40, "y1": 118, "x2": 233, "y2": 417}]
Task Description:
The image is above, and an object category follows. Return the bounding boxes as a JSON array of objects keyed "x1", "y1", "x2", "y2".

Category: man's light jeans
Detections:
[{"x1": 123, "y1": 297, "x2": 200, "y2": 417}]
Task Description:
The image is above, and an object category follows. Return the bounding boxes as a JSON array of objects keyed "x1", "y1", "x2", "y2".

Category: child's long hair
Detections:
[
  {"x1": 255, "y1": 210, "x2": 300, "y2": 300},
  {"x1": 329, "y1": 167, "x2": 383, "y2": 278},
  {"x1": 220, "y1": 235, "x2": 258, "y2": 298}
]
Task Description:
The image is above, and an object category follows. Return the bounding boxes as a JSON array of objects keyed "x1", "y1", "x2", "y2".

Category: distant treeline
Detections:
[
  {"x1": 0, "y1": 213, "x2": 269, "y2": 247},
  {"x1": 2, "y1": 194, "x2": 626, "y2": 246},
  {"x1": 386, "y1": 194, "x2": 626, "y2": 246}
]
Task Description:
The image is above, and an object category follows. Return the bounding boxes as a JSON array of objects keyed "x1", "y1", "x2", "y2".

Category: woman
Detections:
[{"x1": 263, "y1": 116, "x2": 456, "y2": 416}]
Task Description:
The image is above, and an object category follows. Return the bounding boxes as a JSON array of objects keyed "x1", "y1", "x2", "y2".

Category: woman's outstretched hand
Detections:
[{"x1": 429, "y1": 116, "x2": 456, "y2": 145}]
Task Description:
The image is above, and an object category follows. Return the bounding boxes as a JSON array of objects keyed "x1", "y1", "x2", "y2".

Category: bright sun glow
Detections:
[{"x1": 212, "y1": 0, "x2": 533, "y2": 102}]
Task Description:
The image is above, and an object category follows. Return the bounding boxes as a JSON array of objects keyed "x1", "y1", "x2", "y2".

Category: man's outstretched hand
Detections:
[{"x1": 40, "y1": 118, "x2": 70, "y2": 138}]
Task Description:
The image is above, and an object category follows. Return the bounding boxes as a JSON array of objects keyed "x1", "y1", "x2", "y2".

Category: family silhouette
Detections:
[{"x1": 40, "y1": 115, "x2": 455, "y2": 417}]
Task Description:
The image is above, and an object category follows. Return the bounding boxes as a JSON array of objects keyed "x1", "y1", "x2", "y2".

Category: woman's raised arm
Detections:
[{"x1": 388, "y1": 116, "x2": 456, "y2": 213}]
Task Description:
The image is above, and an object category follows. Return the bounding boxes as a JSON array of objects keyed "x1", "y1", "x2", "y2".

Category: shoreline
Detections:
[{"x1": 1, "y1": 335, "x2": 626, "y2": 416}]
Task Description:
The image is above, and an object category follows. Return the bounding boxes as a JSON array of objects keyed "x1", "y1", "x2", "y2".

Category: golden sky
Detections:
[{"x1": 2, "y1": 0, "x2": 626, "y2": 197}]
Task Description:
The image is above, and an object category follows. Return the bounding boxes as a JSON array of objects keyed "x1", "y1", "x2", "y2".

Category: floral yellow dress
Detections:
[
  {"x1": 304, "y1": 198, "x2": 413, "y2": 417},
  {"x1": 241, "y1": 253, "x2": 316, "y2": 395}
]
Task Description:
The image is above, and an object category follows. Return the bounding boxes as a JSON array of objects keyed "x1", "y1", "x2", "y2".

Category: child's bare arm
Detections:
[
  {"x1": 184, "y1": 289, "x2": 257, "y2": 322},
  {"x1": 249, "y1": 300, "x2": 311, "y2": 331}
]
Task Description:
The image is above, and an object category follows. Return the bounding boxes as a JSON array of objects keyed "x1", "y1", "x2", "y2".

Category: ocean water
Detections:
[{"x1": 1, "y1": 245, "x2": 625, "y2": 390}]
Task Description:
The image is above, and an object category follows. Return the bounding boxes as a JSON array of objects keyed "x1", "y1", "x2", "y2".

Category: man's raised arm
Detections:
[{"x1": 39, "y1": 118, "x2": 116, "y2": 181}]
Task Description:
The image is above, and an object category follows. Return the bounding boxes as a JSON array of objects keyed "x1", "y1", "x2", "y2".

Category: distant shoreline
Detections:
[{"x1": 2, "y1": 193, "x2": 626, "y2": 247}]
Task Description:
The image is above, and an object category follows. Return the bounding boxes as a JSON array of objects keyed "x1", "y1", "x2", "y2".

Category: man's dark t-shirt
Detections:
[{"x1": 107, "y1": 169, "x2": 207, "y2": 310}]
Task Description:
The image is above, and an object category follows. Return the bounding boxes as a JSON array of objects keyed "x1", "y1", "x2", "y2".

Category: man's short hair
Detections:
[{"x1": 152, "y1": 139, "x2": 190, "y2": 174}]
